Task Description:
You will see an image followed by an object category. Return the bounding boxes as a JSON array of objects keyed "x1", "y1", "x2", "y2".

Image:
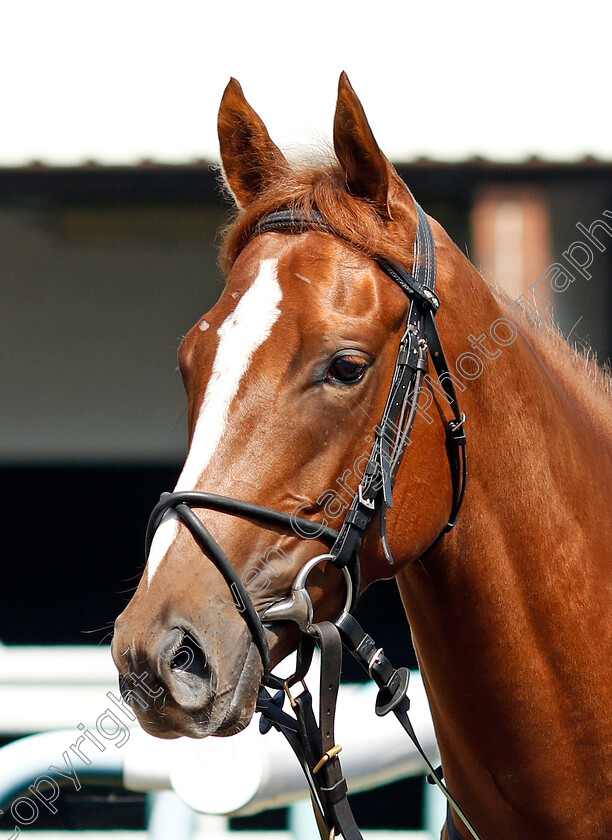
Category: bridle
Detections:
[{"x1": 145, "y1": 202, "x2": 479, "y2": 840}]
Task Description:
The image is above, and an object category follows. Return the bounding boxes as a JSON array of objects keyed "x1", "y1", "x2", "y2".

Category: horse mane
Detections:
[
  {"x1": 218, "y1": 162, "x2": 612, "y2": 409},
  {"x1": 218, "y1": 158, "x2": 415, "y2": 274},
  {"x1": 492, "y1": 284, "x2": 612, "y2": 409}
]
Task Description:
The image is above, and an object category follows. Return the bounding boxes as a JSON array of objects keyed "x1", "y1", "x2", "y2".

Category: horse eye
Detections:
[{"x1": 326, "y1": 354, "x2": 368, "y2": 384}]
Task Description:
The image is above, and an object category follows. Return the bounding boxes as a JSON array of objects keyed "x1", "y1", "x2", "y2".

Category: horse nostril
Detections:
[
  {"x1": 157, "y1": 626, "x2": 213, "y2": 710},
  {"x1": 169, "y1": 630, "x2": 209, "y2": 681},
  {"x1": 158, "y1": 626, "x2": 184, "y2": 665}
]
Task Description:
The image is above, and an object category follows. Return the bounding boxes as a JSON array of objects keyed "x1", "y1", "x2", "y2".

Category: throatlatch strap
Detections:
[{"x1": 423, "y1": 314, "x2": 467, "y2": 531}]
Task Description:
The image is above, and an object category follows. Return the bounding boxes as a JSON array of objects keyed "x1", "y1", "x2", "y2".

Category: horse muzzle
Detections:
[{"x1": 112, "y1": 614, "x2": 260, "y2": 738}]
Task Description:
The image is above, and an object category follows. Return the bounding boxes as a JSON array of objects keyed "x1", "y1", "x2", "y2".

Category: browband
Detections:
[{"x1": 257, "y1": 208, "x2": 441, "y2": 311}]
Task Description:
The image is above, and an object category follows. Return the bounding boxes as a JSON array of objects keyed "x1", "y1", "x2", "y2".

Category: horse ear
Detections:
[
  {"x1": 218, "y1": 78, "x2": 289, "y2": 208},
  {"x1": 333, "y1": 72, "x2": 392, "y2": 217},
  {"x1": 333, "y1": 72, "x2": 416, "y2": 225}
]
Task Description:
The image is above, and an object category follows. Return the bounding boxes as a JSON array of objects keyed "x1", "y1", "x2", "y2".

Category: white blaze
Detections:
[{"x1": 147, "y1": 258, "x2": 283, "y2": 584}]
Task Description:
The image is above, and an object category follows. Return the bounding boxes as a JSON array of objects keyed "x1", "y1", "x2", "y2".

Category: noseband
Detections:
[{"x1": 145, "y1": 203, "x2": 478, "y2": 840}]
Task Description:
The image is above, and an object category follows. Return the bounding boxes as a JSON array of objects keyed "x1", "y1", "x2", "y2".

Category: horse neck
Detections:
[{"x1": 395, "y1": 256, "x2": 612, "y2": 837}]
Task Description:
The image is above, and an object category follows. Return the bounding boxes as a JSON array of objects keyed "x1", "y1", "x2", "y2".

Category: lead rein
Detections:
[{"x1": 256, "y1": 611, "x2": 482, "y2": 840}]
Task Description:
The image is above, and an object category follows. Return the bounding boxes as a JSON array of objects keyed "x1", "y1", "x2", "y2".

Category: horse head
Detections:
[{"x1": 112, "y1": 73, "x2": 468, "y2": 739}]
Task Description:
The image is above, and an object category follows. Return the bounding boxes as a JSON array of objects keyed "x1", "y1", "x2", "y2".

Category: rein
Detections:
[{"x1": 145, "y1": 202, "x2": 478, "y2": 840}]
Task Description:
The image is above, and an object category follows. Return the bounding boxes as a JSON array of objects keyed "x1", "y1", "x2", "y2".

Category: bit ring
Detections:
[{"x1": 261, "y1": 554, "x2": 353, "y2": 632}]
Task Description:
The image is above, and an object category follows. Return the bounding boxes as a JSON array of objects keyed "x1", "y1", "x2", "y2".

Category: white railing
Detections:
[{"x1": 0, "y1": 645, "x2": 446, "y2": 838}]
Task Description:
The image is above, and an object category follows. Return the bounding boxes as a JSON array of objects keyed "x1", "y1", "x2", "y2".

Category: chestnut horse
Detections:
[{"x1": 112, "y1": 74, "x2": 612, "y2": 839}]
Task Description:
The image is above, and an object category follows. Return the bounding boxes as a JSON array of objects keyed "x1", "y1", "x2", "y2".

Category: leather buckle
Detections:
[
  {"x1": 448, "y1": 412, "x2": 467, "y2": 446},
  {"x1": 283, "y1": 677, "x2": 308, "y2": 709},
  {"x1": 358, "y1": 484, "x2": 375, "y2": 509},
  {"x1": 312, "y1": 744, "x2": 343, "y2": 774}
]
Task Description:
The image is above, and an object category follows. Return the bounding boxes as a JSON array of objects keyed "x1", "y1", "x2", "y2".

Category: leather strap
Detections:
[
  {"x1": 145, "y1": 491, "x2": 340, "y2": 676},
  {"x1": 311, "y1": 623, "x2": 361, "y2": 840},
  {"x1": 257, "y1": 622, "x2": 363, "y2": 840},
  {"x1": 258, "y1": 611, "x2": 482, "y2": 840},
  {"x1": 147, "y1": 491, "x2": 338, "y2": 548},
  {"x1": 324, "y1": 198, "x2": 465, "y2": 572},
  {"x1": 334, "y1": 612, "x2": 481, "y2": 840},
  {"x1": 169, "y1": 503, "x2": 271, "y2": 671},
  {"x1": 423, "y1": 313, "x2": 467, "y2": 532}
]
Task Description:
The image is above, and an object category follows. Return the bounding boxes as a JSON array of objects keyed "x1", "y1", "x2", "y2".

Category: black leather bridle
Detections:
[{"x1": 145, "y1": 202, "x2": 479, "y2": 840}]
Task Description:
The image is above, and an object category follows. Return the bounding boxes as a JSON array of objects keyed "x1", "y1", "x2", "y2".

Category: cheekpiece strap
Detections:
[{"x1": 255, "y1": 200, "x2": 466, "y2": 570}]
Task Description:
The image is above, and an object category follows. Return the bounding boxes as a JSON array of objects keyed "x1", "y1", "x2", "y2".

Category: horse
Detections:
[{"x1": 112, "y1": 73, "x2": 612, "y2": 839}]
